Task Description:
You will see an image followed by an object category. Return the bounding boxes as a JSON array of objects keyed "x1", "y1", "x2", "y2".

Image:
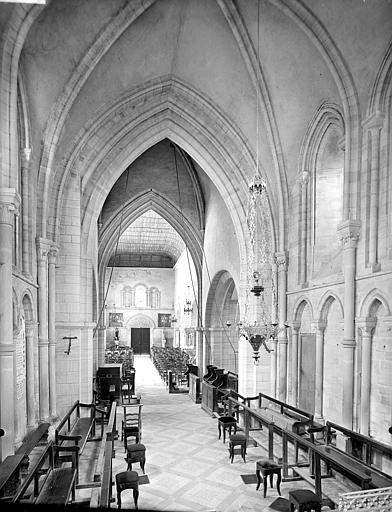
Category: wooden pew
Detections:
[
  {"x1": 55, "y1": 401, "x2": 105, "y2": 482},
  {"x1": 12, "y1": 442, "x2": 77, "y2": 506},
  {"x1": 0, "y1": 423, "x2": 49, "y2": 500}
]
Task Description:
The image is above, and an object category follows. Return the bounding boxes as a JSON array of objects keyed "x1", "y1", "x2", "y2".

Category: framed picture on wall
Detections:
[
  {"x1": 158, "y1": 313, "x2": 171, "y2": 327},
  {"x1": 109, "y1": 313, "x2": 123, "y2": 327}
]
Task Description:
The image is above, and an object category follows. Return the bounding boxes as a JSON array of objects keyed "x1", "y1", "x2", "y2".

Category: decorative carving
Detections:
[
  {"x1": 48, "y1": 244, "x2": 59, "y2": 264},
  {"x1": 275, "y1": 251, "x2": 288, "y2": 270},
  {"x1": 36, "y1": 237, "x2": 52, "y2": 261},
  {"x1": 338, "y1": 220, "x2": 361, "y2": 247}
]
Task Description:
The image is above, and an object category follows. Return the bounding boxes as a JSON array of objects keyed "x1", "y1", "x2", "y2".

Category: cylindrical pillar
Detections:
[
  {"x1": 0, "y1": 188, "x2": 20, "y2": 459},
  {"x1": 338, "y1": 220, "x2": 360, "y2": 428},
  {"x1": 358, "y1": 318, "x2": 376, "y2": 435},
  {"x1": 25, "y1": 321, "x2": 37, "y2": 428},
  {"x1": 290, "y1": 322, "x2": 300, "y2": 406},
  {"x1": 313, "y1": 321, "x2": 326, "y2": 420},
  {"x1": 36, "y1": 237, "x2": 51, "y2": 422},
  {"x1": 299, "y1": 171, "x2": 309, "y2": 287},
  {"x1": 98, "y1": 325, "x2": 106, "y2": 367},
  {"x1": 270, "y1": 338, "x2": 278, "y2": 398},
  {"x1": 276, "y1": 251, "x2": 288, "y2": 402},
  {"x1": 195, "y1": 328, "x2": 204, "y2": 376},
  {"x1": 48, "y1": 245, "x2": 58, "y2": 419}
]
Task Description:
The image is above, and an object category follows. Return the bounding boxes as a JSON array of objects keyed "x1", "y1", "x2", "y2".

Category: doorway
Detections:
[
  {"x1": 131, "y1": 328, "x2": 150, "y2": 354},
  {"x1": 298, "y1": 333, "x2": 316, "y2": 413}
]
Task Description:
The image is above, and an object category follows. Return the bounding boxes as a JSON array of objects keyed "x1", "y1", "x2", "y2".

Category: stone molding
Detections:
[{"x1": 361, "y1": 110, "x2": 385, "y2": 131}]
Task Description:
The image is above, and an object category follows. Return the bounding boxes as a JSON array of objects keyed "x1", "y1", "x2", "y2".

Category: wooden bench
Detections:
[
  {"x1": 55, "y1": 401, "x2": 105, "y2": 482},
  {"x1": 13, "y1": 442, "x2": 77, "y2": 506},
  {"x1": 0, "y1": 423, "x2": 50, "y2": 499}
]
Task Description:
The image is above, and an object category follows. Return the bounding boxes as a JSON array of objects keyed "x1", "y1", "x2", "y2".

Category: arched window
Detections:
[
  {"x1": 122, "y1": 286, "x2": 133, "y2": 308},
  {"x1": 135, "y1": 284, "x2": 147, "y2": 308},
  {"x1": 298, "y1": 103, "x2": 344, "y2": 286},
  {"x1": 149, "y1": 287, "x2": 161, "y2": 309}
]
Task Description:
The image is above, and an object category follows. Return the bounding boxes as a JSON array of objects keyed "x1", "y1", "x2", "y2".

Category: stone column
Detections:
[
  {"x1": 36, "y1": 237, "x2": 51, "y2": 422},
  {"x1": 21, "y1": 149, "x2": 32, "y2": 276},
  {"x1": 313, "y1": 320, "x2": 327, "y2": 421},
  {"x1": 357, "y1": 318, "x2": 376, "y2": 435},
  {"x1": 97, "y1": 325, "x2": 106, "y2": 367},
  {"x1": 270, "y1": 337, "x2": 278, "y2": 398},
  {"x1": 195, "y1": 328, "x2": 204, "y2": 375},
  {"x1": 299, "y1": 171, "x2": 309, "y2": 287},
  {"x1": 338, "y1": 220, "x2": 360, "y2": 428},
  {"x1": 48, "y1": 244, "x2": 58, "y2": 419},
  {"x1": 25, "y1": 320, "x2": 37, "y2": 429},
  {"x1": 0, "y1": 188, "x2": 20, "y2": 459},
  {"x1": 362, "y1": 112, "x2": 384, "y2": 271},
  {"x1": 290, "y1": 322, "x2": 301, "y2": 406},
  {"x1": 276, "y1": 251, "x2": 288, "y2": 402}
]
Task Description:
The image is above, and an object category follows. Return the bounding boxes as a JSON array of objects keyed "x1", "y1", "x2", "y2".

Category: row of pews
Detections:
[
  {"x1": 221, "y1": 393, "x2": 392, "y2": 509},
  {"x1": 151, "y1": 346, "x2": 193, "y2": 393}
]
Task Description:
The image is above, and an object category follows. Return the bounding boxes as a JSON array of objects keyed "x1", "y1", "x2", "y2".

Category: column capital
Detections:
[
  {"x1": 0, "y1": 188, "x2": 20, "y2": 225},
  {"x1": 362, "y1": 110, "x2": 385, "y2": 131},
  {"x1": 311, "y1": 320, "x2": 327, "y2": 332},
  {"x1": 36, "y1": 237, "x2": 52, "y2": 261},
  {"x1": 338, "y1": 220, "x2": 361, "y2": 247},
  {"x1": 48, "y1": 243, "x2": 60, "y2": 264},
  {"x1": 356, "y1": 317, "x2": 377, "y2": 335},
  {"x1": 290, "y1": 321, "x2": 301, "y2": 332},
  {"x1": 275, "y1": 251, "x2": 288, "y2": 270}
]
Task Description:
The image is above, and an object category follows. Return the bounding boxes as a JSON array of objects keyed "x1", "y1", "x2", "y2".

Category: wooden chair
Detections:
[{"x1": 122, "y1": 404, "x2": 143, "y2": 451}]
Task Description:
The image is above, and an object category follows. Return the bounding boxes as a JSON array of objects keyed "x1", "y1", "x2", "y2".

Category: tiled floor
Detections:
[{"x1": 80, "y1": 355, "x2": 322, "y2": 511}]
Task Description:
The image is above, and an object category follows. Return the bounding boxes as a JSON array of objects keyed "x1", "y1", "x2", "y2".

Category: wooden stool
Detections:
[
  {"x1": 115, "y1": 471, "x2": 139, "y2": 509},
  {"x1": 218, "y1": 416, "x2": 237, "y2": 443},
  {"x1": 255, "y1": 458, "x2": 282, "y2": 498},
  {"x1": 289, "y1": 489, "x2": 322, "y2": 512},
  {"x1": 126, "y1": 443, "x2": 146, "y2": 473},
  {"x1": 228, "y1": 433, "x2": 246, "y2": 463}
]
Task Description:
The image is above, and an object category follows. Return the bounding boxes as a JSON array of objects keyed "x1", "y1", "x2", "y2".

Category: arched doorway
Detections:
[{"x1": 126, "y1": 315, "x2": 156, "y2": 354}]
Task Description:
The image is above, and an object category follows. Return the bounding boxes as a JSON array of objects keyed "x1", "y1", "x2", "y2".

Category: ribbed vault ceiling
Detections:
[{"x1": 109, "y1": 210, "x2": 185, "y2": 267}]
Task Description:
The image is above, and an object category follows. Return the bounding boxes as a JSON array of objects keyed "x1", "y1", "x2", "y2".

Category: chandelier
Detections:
[{"x1": 237, "y1": 0, "x2": 280, "y2": 365}]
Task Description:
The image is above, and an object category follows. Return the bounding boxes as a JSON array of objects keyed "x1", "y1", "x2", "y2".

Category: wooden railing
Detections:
[
  {"x1": 325, "y1": 421, "x2": 392, "y2": 469},
  {"x1": 90, "y1": 401, "x2": 117, "y2": 508}
]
